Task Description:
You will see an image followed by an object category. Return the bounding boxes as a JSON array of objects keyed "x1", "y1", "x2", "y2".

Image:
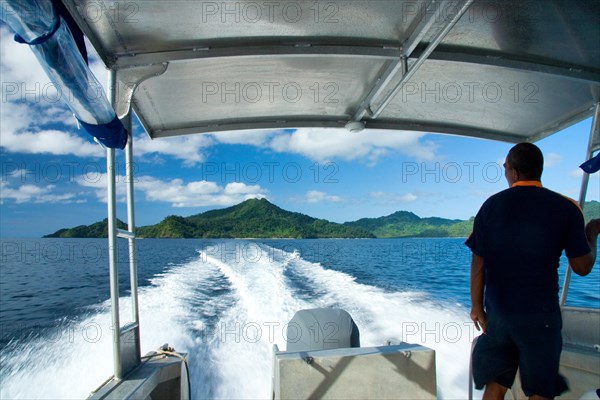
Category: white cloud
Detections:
[
  {"x1": 297, "y1": 190, "x2": 344, "y2": 204},
  {"x1": 0, "y1": 182, "x2": 79, "y2": 204},
  {"x1": 1, "y1": 27, "x2": 226, "y2": 165},
  {"x1": 1, "y1": 125, "x2": 102, "y2": 158},
  {"x1": 211, "y1": 130, "x2": 279, "y2": 147},
  {"x1": 567, "y1": 168, "x2": 599, "y2": 178},
  {"x1": 268, "y1": 128, "x2": 436, "y2": 163},
  {"x1": 544, "y1": 152, "x2": 562, "y2": 168},
  {"x1": 223, "y1": 182, "x2": 263, "y2": 195},
  {"x1": 0, "y1": 26, "x2": 50, "y2": 86},
  {"x1": 76, "y1": 172, "x2": 128, "y2": 203},
  {"x1": 138, "y1": 177, "x2": 267, "y2": 207},
  {"x1": 133, "y1": 133, "x2": 213, "y2": 166},
  {"x1": 568, "y1": 168, "x2": 583, "y2": 178},
  {"x1": 0, "y1": 100, "x2": 100, "y2": 158},
  {"x1": 398, "y1": 193, "x2": 418, "y2": 202},
  {"x1": 369, "y1": 191, "x2": 418, "y2": 204},
  {"x1": 77, "y1": 174, "x2": 267, "y2": 207},
  {"x1": 131, "y1": 127, "x2": 438, "y2": 167},
  {"x1": 86, "y1": 41, "x2": 109, "y2": 93},
  {"x1": 0, "y1": 27, "x2": 105, "y2": 158}
]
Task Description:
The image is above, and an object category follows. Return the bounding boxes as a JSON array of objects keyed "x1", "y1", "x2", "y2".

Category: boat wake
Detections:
[{"x1": 0, "y1": 242, "x2": 476, "y2": 399}]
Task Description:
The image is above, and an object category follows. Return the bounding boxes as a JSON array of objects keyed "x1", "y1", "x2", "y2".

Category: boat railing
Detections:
[
  {"x1": 105, "y1": 70, "x2": 141, "y2": 379},
  {"x1": 560, "y1": 103, "x2": 600, "y2": 306}
]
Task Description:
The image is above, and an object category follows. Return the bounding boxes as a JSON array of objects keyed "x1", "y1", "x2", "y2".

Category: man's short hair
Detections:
[{"x1": 507, "y1": 143, "x2": 544, "y2": 180}]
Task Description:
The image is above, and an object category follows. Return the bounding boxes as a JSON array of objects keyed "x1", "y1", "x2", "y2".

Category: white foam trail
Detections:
[
  {"x1": 200, "y1": 243, "x2": 478, "y2": 399},
  {"x1": 0, "y1": 312, "x2": 114, "y2": 399},
  {"x1": 0, "y1": 258, "x2": 216, "y2": 399},
  {"x1": 198, "y1": 246, "x2": 311, "y2": 399},
  {"x1": 1, "y1": 243, "x2": 479, "y2": 399}
]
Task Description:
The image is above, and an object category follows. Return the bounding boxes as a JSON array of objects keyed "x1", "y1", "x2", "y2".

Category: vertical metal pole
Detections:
[
  {"x1": 107, "y1": 68, "x2": 122, "y2": 379},
  {"x1": 107, "y1": 146, "x2": 122, "y2": 379},
  {"x1": 124, "y1": 114, "x2": 140, "y2": 326},
  {"x1": 560, "y1": 103, "x2": 599, "y2": 306}
]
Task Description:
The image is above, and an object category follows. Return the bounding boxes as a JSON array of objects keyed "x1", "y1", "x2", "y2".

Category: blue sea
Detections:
[{"x1": 1, "y1": 238, "x2": 598, "y2": 399}]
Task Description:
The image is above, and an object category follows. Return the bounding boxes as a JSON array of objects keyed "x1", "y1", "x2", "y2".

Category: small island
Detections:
[{"x1": 44, "y1": 198, "x2": 599, "y2": 239}]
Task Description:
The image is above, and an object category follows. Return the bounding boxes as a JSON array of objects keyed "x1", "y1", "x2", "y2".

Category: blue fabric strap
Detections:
[
  {"x1": 13, "y1": 5, "x2": 60, "y2": 46},
  {"x1": 77, "y1": 116, "x2": 128, "y2": 150},
  {"x1": 579, "y1": 152, "x2": 600, "y2": 174}
]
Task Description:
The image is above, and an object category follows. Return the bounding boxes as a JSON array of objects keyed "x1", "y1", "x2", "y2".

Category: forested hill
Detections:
[
  {"x1": 345, "y1": 200, "x2": 597, "y2": 238},
  {"x1": 136, "y1": 198, "x2": 374, "y2": 238},
  {"x1": 43, "y1": 218, "x2": 128, "y2": 238},
  {"x1": 45, "y1": 198, "x2": 374, "y2": 239},
  {"x1": 343, "y1": 210, "x2": 473, "y2": 238},
  {"x1": 583, "y1": 200, "x2": 599, "y2": 223},
  {"x1": 44, "y1": 200, "x2": 599, "y2": 239}
]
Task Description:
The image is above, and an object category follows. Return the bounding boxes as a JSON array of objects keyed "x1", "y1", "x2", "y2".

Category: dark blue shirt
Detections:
[{"x1": 465, "y1": 182, "x2": 590, "y2": 315}]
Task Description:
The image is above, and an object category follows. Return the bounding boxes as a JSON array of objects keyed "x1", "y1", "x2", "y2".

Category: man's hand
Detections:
[
  {"x1": 570, "y1": 218, "x2": 599, "y2": 276},
  {"x1": 585, "y1": 218, "x2": 600, "y2": 238},
  {"x1": 471, "y1": 307, "x2": 487, "y2": 333},
  {"x1": 470, "y1": 253, "x2": 487, "y2": 333}
]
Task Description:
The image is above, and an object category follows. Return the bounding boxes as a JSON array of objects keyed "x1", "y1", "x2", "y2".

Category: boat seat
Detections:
[
  {"x1": 285, "y1": 308, "x2": 360, "y2": 352},
  {"x1": 272, "y1": 308, "x2": 437, "y2": 399}
]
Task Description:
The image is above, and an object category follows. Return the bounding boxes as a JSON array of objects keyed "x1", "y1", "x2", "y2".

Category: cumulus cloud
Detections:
[
  {"x1": 568, "y1": 167, "x2": 599, "y2": 178},
  {"x1": 0, "y1": 29, "x2": 105, "y2": 157},
  {"x1": 568, "y1": 168, "x2": 584, "y2": 178},
  {"x1": 268, "y1": 128, "x2": 436, "y2": 163},
  {"x1": 369, "y1": 191, "x2": 418, "y2": 204},
  {"x1": 1, "y1": 126, "x2": 102, "y2": 158},
  {"x1": 544, "y1": 153, "x2": 562, "y2": 168},
  {"x1": 75, "y1": 172, "x2": 127, "y2": 203},
  {"x1": 0, "y1": 101, "x2": 101, "y2": 158},
  {"x1": 0, "y1": 28, "x2": 212, "y2": 166},
  {"x1": 210, "y1": 130, "x2": 280, "y2": 147},
  {"x1": 133, "y1": 133, "x2": 214, "y2": 166},
  {"x1": 127, "y1": 127, "x2": 438, "y2": 167},
  {"x1": 0, "y1": 182, "x2": 80, "y2": 204},
  {"x1": 137, "y1": 177, "x2": 267, "y2": 207},
  {"x1": 1, "y1": 26, "x2": 50, "y2": 86},
  {"x1": 77, "y1": 174, "x2": 267, "y2": 207},
  {"x1": 133, "y1": 126, "x2": 436, "y2": 166},
  {"x1": 293, "y1": 190, "x2": 344, "y2": 204}
]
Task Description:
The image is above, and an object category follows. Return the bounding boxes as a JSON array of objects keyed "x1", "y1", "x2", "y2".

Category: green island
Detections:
[{"x1": 44, "y1": 198, "x2": 599, "y2": 239}]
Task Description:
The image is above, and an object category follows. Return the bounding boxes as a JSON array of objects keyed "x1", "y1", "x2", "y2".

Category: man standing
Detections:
[{"x1": 465, "y1": 142, "x2": 599, "y2": 399}]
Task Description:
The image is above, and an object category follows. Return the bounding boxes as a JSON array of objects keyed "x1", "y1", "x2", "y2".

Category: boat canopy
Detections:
[{"x1": 52, "y1": 0, "x2": 600, "y2": 146}]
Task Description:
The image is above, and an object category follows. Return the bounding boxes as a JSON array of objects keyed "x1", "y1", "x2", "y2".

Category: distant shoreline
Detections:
[{"x1": 42, "y1": 198, "x2": 599, "y2": 240}]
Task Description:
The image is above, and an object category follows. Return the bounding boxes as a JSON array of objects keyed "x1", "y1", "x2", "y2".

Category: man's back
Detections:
[{"x1": 467, "y1": 183, "x2": 589, "y2": 315}]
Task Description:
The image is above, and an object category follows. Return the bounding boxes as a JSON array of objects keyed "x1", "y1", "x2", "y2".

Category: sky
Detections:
[{"x1": 0, "y1": 25, "x2": 598, "y2": 238}]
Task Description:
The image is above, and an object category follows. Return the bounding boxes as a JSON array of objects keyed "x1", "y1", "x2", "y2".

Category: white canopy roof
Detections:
[{"x1": 62, "y1": 0, "x2": 600, "y2": 143}]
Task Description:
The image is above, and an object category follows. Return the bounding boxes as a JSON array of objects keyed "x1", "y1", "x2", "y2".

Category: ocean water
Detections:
[{"x1": 0, "y1": 238, "x2": 598, "y2": 399}]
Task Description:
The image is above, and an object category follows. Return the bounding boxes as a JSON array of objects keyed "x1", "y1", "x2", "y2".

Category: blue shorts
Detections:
[{"x1": 472, "y1": 312, "x2": 568, "y2": 397}]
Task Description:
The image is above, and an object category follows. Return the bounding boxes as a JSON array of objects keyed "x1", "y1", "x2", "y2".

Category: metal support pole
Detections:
[
  {"x1": 123, "y1": 114, "x2": 140, "y2": 326},
  {"x1": 106, "y1": 145, "x2": 122, "y2": 379},
  {"x1": 107, "y1": 68, "x2": 123, "y2": 379},
  {"x1": 560, "y1": 102, "x2": 599, "y2": 306}
]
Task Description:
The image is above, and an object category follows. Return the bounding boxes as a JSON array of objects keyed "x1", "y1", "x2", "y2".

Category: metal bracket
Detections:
[
  {"x1": 113, "y1": 63, "x2": 169, "y2": 119},
  {"x1": 352, "y1": 0, "x2": 474, "y2": 122}
]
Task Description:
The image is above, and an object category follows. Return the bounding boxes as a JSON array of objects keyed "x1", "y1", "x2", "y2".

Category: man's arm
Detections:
[
  {"x1": 470, "y1": 253, "x2": 487, "y2": 333},
  {"x1": 569, "y1": 219, "x2": 600, "y2": 276}
]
